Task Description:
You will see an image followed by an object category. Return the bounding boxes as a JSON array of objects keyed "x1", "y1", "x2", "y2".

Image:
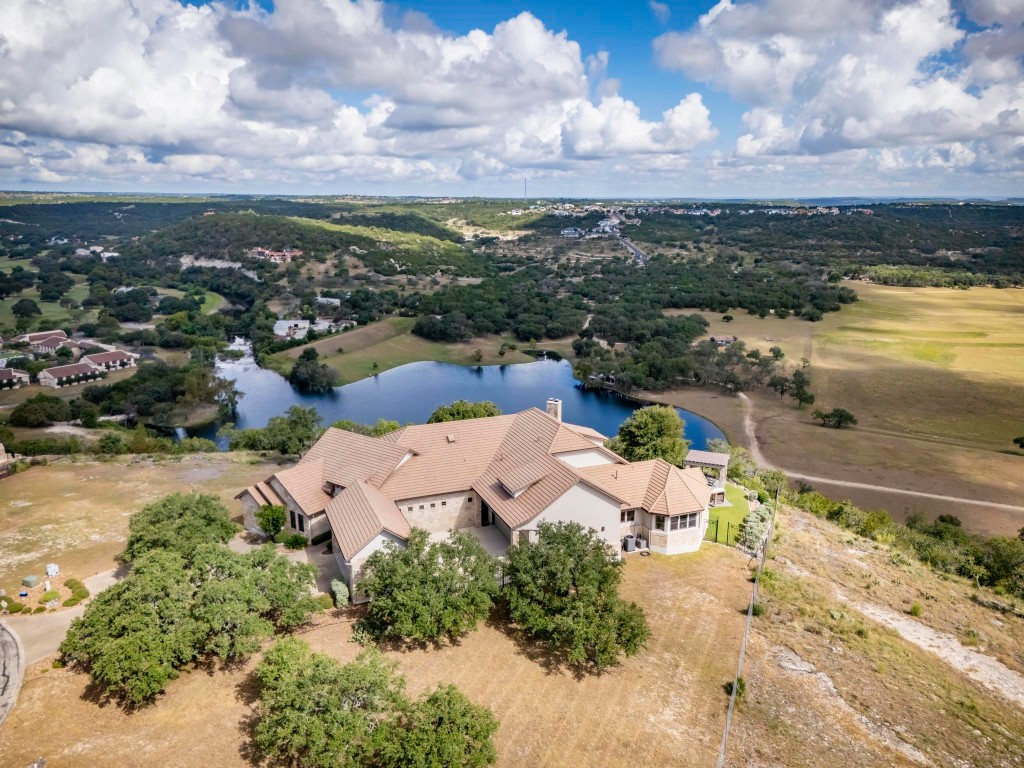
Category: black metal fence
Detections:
[{"x1": 704, "y1": 518, "x2": 740, "y2": 546}]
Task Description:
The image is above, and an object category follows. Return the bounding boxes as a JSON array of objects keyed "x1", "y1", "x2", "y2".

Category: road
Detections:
[
  {"x1": 620, "y1": 237, "x2": 648, "y2": 265},
  {"x1": 737, "y1": 393, "x2": 1024, "y2": 514}
]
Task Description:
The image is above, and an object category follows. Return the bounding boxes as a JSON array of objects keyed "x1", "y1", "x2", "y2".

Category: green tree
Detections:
[
  {"x1": 96, "y1": 432, "x2": 126, "y2": 455},
  {"x1": 256, "y1": 504, "x2": 287, "y2": 539},
  {"x1": 373, "y1": 685, "x2": 498, "y2": 768},
  {"x1": 122, "y1": 492, "x2": 236, "y2": 563},
  {"x1": 427, "y1": 400, "x2": 502, "y2": 423},
  {"x1": 1014, "y1": 436, "x2": 1024, "y2": 451},
  {"x1": 11, "y1": 297, "x2": 41, "y2": 319},
  {"x1": 289, "y1": 348, "x2": 340, "y2": 393},
  {"x1": 605, "y1": 405, "x2": 688, "y2": 466},
  {"x1": 812, "y1": 407, "x2": 858, "y2": 428},
  {"x1": 223, "y1": 405, "x2": 324, "y2": 455},
  {"x1": 253, "y1": 640, "x2": 408, "y2": 768},
  {"x1": 503, "y1": 522, "x2": 650, "y2": 671},
  {"x1": 357, "y1": 529, "x2": 498, "y2": 643},
  {"x1": 332, "y1": 418, "x2": 403, "y2": 437}
]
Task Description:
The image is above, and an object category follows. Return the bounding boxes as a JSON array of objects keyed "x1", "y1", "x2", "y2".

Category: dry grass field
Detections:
[
  {"x1": 665, "y1": 283, "x2": 1024, "y2": 534},
  {"x1": 0, "y1": 454, "x2": 282, "y2": 594},
  {"x1": 0, "y1": 545, "x2": 752, "y2": 768}
]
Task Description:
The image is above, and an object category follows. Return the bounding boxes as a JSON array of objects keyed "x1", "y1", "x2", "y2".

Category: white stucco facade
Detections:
[{"x1": 515, "y1": 482, "x2": 622, "y2": 554}]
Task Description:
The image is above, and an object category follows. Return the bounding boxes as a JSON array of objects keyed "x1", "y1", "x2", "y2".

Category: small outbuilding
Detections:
[{"x1": 683, "y1": 449, "x2": 730, "y2": 506}]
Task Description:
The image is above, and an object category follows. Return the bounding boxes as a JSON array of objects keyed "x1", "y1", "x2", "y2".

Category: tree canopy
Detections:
[
  {"x1": 427, "y1": 400, "x2": 502, "y2": 423},
  {"x1": 357, "y1": 529, "x2": 498, "y2": 644},
  {"x1": 289, "y1": 347, "x2": 340, "y2": 393},
  {"x1": 122, "y1": 492, "x2": 236, "y2": 562},
  {"x1": 222, "y1": 404, "x2": 324, "y2": 454},
  {"x1": 605, "y1": 405, "x2": 689, "y2": 466},
  {"x1": 253, "y1": 638, "x2": 498, "y2": 768},
  {"x1": 503, "y1": 521, "x2": 650, "y2": 671},
  {"x1": 812, "y1": 407, "x2": 858, "y2": 428}
]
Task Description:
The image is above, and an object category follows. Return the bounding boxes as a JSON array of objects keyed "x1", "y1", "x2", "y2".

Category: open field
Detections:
[
  {"x1": 0, "y1": 454, "x2": 282, "y2": 595},
  {"x1": 731, "y1": 506, "x2": 1024, "y2": 766},
  {"x1": 158, "y1": 286, "x2": 228, "y2": 315},
  {"x1": 665, "y1": 283, "x2": 1024, "y2": 534},
  {"x1": 267, "y1": 316, "x2": 534, "y2": 384},
  {"x1": 0, "y1": 545, "x2": 751, "y2": 767}
]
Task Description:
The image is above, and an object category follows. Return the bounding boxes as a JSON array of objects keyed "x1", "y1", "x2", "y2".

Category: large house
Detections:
[{"x1": 238, "y1": 399, "x2": 712, "y2": 599}]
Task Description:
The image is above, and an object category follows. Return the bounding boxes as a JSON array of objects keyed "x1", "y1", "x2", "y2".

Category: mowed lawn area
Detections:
[
  {"x1": 706, "y1": 483, "x2": 750, "y2": 545},
  {"x1": 268, "y1": 316, "x2": 534, "y2": 384},
  {"x1": 0, "y1": 454, "x2": 282, "y2": 595},
  {"x1": 668, "y1": 283, "x2": 1024, "y2": 533},
  {"x1": 0, "y1": 544, "x2": 751, "y2": 767}
]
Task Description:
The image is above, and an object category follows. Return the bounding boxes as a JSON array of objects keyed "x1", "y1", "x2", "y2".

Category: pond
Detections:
[{"x1": 195, "y1": 342, "x2": 727, "y2": 450}]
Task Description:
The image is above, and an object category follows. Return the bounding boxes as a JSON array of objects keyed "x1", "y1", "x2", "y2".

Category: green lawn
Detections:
[
  {"x1": 0, "y1": 279, "x2": 97, "y2": 331},
  {"x1": 267, "y1": 316, "x2": 533, "y2": 385},
  {"x1": 706, "y1": 483, "x2": 750, "y2": 545},
  {"x1": 158, "y1": 287, "x2": 227, "y2": 315}
]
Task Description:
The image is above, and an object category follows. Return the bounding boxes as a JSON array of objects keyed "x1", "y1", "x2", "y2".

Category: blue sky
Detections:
[{"x1": 0, "y1": 0, "x2": 1021, "y2": 196}]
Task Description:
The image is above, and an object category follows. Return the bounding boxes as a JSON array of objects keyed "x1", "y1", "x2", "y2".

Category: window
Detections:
[
  {"x1": 669, "y1": 513, "x2": 700, "y2": 531},
  {"x1": 430, "y1": 503, "x2": 436, "y2": 508},
  {"x1": 419, "y1": 505, "x2": 424, "y2": 510},
  {"x1": 441, "y1": 501, "x2": 447, "y2": 506},
  {"x1": 407, "y1": 507, "x2": 413, "y2": 512},
  {"x1": 654, "y1": 515, "x2": 665, "y2": 531},
  {"x1": 467, "y1": 496, "x2": 473, "y2": 502},
  {"x1": 290, "y1": 510, "x2": 297, "y2": 529},
  {"x1": 297, "y1": 515, "x2": 305, "y2": 533},
  {"x1": 620, "y1": 509, "x2": 635, "y2": 523}
]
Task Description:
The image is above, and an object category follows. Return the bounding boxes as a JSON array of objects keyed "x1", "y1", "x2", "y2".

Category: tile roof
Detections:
[
  {"x1": 11, "y1": 330, "x2": 66, "y2": 344},
  {"x1": 579, "y1": 460, "x2": 711, "y2": 517},
  {"x1": 304, "y1": 427, "x2": 411, "y2": 488},
  {"x1": 39, "y1": 362, "x2": 97, "y2": 378},
  {"x1": 83, "y1": 350, "x2": 133, "y2": 365},
  {"x1": 562, "y1": 422, "x2": 608, "y2": 443},
  {"x1": 236, "y1": 481, "x2": 285, "y2": 508},
  {"x1": 272, "y1": 460, "x2": 332, "y2": 516},
  {"x1": 0, "y1": 368, "x2": 29, "y2": 381},
  {"x1": 325, "y1": 481, "x2": 410, "y2": 559}
]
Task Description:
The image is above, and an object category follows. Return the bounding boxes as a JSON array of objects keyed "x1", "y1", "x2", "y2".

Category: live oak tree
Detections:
[
  {"x1": 427, "y1": 400, "x2": 502, "y2": 423},
  {"x1": 255, "y1": 504, "x2": 287, "y2": 539},
  {"x1": 357, "y1": 529, "x2": 498, "y2": 643},
  {"x1": 222, "y1": 404, "x2": 324, "y2": 455},
  {"x1": 288, "y1": 347, "x2": 340, "y2": 393},
  {"x1": 253, "y1": 639, "x2": 498, "y2": 768},
  {"x1": 605, "y1": 405, "x2": 689, "y2": 466},
  {"x1": 503, "y1": 521, "x2": 650, "y2": 671},
  {"x1": 1014, "y1": 435, "x2": 1024, "y2": 451},
  {"x1": 122, "y1": 492, "x2": 236, "y2": 562},
  {"x1": 60, "y1": 494, "x2": 318, "y2": 705},
  {"x1": 812, "y1": 407, "x2": 858, "y2": 429}
]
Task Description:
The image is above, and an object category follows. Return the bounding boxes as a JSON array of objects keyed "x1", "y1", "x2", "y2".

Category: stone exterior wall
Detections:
[{"x1": 396, "y1": 490, "x2": 480, "y2": 534}]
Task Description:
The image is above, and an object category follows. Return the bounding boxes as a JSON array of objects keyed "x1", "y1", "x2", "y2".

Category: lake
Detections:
[{"x1": 197, "y1": 343, "x2": 727, "y2": 450}]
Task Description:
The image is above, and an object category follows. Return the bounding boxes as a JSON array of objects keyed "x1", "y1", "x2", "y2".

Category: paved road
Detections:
[
  {"x1": 620, "y1": 237, "x2": 648, "y2": 265},
  {"x1": 3, "y1": 569, "x2": 122, "y2": 666},
  {"x1": 0, "y1": 619, "x2": 25, "y2": 728},
  {"x1": 737, "y1": 393, "x2": 1024, "y2": 514}
]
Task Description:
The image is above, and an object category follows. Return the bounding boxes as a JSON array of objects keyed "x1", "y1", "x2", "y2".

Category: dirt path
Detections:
[{"x1": 737, "y1": 393, "x2": 1024, "y2": 514}]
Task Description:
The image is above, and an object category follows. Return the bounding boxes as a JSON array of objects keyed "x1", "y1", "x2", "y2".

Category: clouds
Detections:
[
  {"x1": 0, "y1": 0, "x2": 716, "y2": 191},
  {"x1": 654, "y1": 0, "x2": 1024, "y2": 184},
  {"x1": 0, "y1": 0, "x2": 1019, "y2": 195}
]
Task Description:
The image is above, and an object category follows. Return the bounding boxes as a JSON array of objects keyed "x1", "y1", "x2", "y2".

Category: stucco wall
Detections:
[
  {"x1": 553, "y1": 448, "x2": 618, "y2": 468},
  {"x1": 335, "y1": 530, "x2": 407, "y2": 603},
  {"x1": 396, "y1": 490, "x2": 480, "y2": 533},
  {"x1": 522, "y1": 482, "x2": 621, "y2": 554},
  {"x1": 239, "y1": 493, "x2": 263, "y2": 533}
]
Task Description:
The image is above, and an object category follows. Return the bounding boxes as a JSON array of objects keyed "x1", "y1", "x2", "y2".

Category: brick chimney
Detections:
[{"x1": 545, "y1": 398, "x2": 562, "y2": 422}]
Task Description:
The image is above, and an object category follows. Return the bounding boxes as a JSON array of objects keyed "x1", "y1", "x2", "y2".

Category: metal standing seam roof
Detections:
[
  {"x1": 236, "y1": 481, "x2": 285, "y2": 508},
  {"x1": 271, "y1": 460, "x2": 333, "y2": 516},
  {"x1": 683, "y1": 450, "x2": 730, "y2": 468}
]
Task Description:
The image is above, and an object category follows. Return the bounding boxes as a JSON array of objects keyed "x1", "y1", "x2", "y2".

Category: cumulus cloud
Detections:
[
  {"x1": 655, "y1": 0, "x2": 1024, "y2": 177},
  {"x1": 0, "y1": 0, "x2": 716, "y2": 190},
  {"x1": 649, "y1": 1, "x2": 671, "y2": 24}
]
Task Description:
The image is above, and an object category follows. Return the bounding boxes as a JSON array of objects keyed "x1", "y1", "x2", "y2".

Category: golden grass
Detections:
[
  {"x1": 0, "y1": 454, "x2": 281, "y2": 593},
  {"x1": 0, "y1": 546, "x2": 751, "y2": 768}
]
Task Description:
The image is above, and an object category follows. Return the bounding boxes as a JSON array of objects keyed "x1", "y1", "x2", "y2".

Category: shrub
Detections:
[
  {"x1": 310, "y1": 530, "x2": 332, "y2": 546},
  {"x1": 255, "y1": 504, "x2": 286, "y2": 539},
  {"x1": 284, "y1": 534, "x2": 308, "y2": 549},
  {"x1": 909, "y1": 602, "x2": 923, "y2": 617},
  {"x1": 725, "y1": 676, "x2": 746, "y2": 699},
  {"x1": 62, "y1": 597, "x2": 81, "y2": 607},
  {"x1": 751, "y1": 602, "x2": 765, "y2": 617},
  {"x1": 314, "y1": 593, "x2": 334, "y2": 610},
  {"x1": 331, "y1": 578, "x2": 350, "y2": 607},
  {"x1": 4, "y1": 601, "x2": 25, "y2": 614},
  {"x1": 33, "y1": 606, "x2": 47, "y2": 614},
  {"x1": 40, "y1": 589, "x2": 60, "y2": 602}
]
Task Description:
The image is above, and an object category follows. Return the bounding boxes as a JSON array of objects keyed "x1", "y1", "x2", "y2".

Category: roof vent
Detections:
[{"x1": 446, "y1": 434, "x2": 456, "y2": 443}]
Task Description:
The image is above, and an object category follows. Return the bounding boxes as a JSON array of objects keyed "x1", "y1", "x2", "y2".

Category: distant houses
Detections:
[
  {"x1": 249, "y1": 247, "x2": 303, "y2": 264},
  {"x1": 37, "y1": 362, "x2": 105, "y2": 388},
  {"x1": 710, "y1": 335, "x2": 737, "y2": 347},
  {"x1": 0, "y1": 368, "x2": 30, "y2": 389},
  {"x1": 273, "y1": 319, "x2": 310, "y2": 340},
  {"x1": 2, "y1": 328, "x2": 137, "y2": 388}
]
